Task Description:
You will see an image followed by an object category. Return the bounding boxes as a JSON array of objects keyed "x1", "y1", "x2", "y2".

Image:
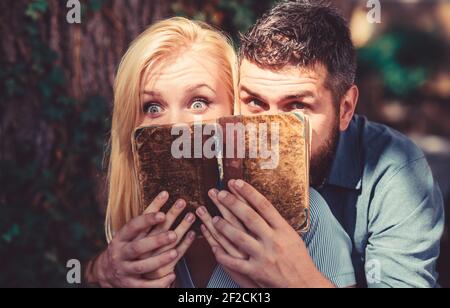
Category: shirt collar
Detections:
[{"x1": 325, "y1": 116, "x2": 362, "y2": 190}]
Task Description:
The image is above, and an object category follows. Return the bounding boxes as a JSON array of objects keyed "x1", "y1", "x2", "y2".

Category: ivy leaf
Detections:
[
  {"x1": 2, "y1": 224, "x2": 21, "y2": 243},
  {"x1": 25, "y1": 0, "x2": 49, "y2": 20}
]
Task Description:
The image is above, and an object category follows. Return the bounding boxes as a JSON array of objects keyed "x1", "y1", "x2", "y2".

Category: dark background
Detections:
[{"x1": 1, "y1": 0, "x2": 449, "y2": 287}]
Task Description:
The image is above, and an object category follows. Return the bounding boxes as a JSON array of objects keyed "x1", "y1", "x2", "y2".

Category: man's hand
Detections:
[
  {"x1": 198, "y1": 180, "x2": 334, "y2": 288},
  {"x1": 86, "y1": 191, "x2": 196, "y2": 288}
]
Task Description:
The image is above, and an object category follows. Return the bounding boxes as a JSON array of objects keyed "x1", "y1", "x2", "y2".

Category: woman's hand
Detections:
[
  {"x1": 138, "y1": 193, "x2": 197, "y2": 280},
  {"x1": 86, "y1": 191, "x2": 196, "y2": 288}
]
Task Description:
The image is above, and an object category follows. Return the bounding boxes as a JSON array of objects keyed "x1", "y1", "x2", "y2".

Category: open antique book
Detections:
[{"x1": 132, "y1": 112, "x2": 310, "y2": 235}]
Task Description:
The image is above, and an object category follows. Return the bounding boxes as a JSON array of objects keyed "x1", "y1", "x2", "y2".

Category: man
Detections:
[{"x1": 203, "y1": 0, "x2": 444, "y2": 288}]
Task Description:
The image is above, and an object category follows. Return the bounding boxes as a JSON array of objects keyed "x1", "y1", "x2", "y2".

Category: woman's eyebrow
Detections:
[
  {"x1": 185, "y1": 84, "x2": 216, "y2": 94},
  {"x1": 142, "y1": 90, "x2": 162, "y2": 98}
]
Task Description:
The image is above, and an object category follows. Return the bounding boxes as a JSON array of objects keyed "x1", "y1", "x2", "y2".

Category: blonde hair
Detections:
[{"x1": 105, "y1": 17, "x2": 238, "y2": 242}]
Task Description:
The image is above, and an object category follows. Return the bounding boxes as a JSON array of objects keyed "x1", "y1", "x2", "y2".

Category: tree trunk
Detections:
[{"x1": 0, "y1": 0, "x2": 170, "y2": 102}]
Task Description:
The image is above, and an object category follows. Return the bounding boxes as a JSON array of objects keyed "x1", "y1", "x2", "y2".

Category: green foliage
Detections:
[
  {"x1": 172, "y1": 0, "x2": 278, "y2": 42},
  {"x1": 358, "y1": 27, "x2": 445, "y2": 99},
  {"x1": 25, "y1": 0, "x2": 49, "y2": 20},
  {"x1": 0, "y1": 0, "x2": 108, "y2": 287}
]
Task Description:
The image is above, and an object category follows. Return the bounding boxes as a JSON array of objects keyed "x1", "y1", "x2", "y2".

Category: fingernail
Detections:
[
  {"x1": 155, "y1": 212, "x2": 165, "y2": 220},
  {"x1": 185, "y1": 213, "x2": 195, "y2": 223},
  {"x1": 170, "y1": 250, "x2": 178, "y2": 259},
  {"x1": 168, "y1": 231, "x2": 177, "y2": 241},
  {"x1": 158, "y1": 191, "x2": 168, "y2": 199},
  {"x1": 196, "y1": 206, "x2": 206, "y2": 217},
  {"x1": 188, "y1": 231, "x2": 196, "y2": 240},
  {"x1": 212, "y1": 216, "x2": 220, "y2": 224},
  {"x1": 218, "y1": 191, "x2": 228, "y2": 200},
  {"x1": 175, "y1": 199, "x2": 185, "y2": 209},
  {"x1": 235, "y1": 180, "x2": 245, "y2": 188},
  {"x1": 212, "y1": 247, "x2": 217, "y2": 254},
  {"x1": 200, "y1": 224, "x2": 206, "y2": 232},
  {"x1": 209, "y1": 189, "x2": 218, "y2": 197}
]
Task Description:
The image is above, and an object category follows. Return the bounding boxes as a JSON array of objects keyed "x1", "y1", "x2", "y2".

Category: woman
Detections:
[{"x1": 85, "y1": 17, "x2": 355, "y2": 288}]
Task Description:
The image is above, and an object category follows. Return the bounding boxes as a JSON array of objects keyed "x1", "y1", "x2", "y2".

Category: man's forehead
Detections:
[{"x1": 239, "y1": 59, "x2": 327, "y2": 88}]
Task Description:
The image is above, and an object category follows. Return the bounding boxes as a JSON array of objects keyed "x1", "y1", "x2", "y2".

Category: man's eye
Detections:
[
  {"x1": 189, "y1": 99, "x2": 209, "y2": 111},
  {"x1": 144, "y1": 103, "x2": 163, "y2": 115},
  {"x1": 248, "y1": 99, "x2": 264, "y2": 108},
  {"x1": 288, "y1": 102, "x2": 306, "y2": 110}
]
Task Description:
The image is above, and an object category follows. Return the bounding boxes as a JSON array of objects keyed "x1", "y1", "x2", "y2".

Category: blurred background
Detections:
[{"x1": 0, "y1": 0, "x2": 449, "y2": 287}]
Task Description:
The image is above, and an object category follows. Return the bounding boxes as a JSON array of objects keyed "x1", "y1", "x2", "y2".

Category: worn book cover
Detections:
[{"x1": 132, "y1": 113, "x2": 310, "y2": 235}]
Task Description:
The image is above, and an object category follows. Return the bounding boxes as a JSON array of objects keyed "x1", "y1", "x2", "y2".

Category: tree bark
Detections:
[{"x1": 0, "y1": 0, "x2": 170, "y2": 103}]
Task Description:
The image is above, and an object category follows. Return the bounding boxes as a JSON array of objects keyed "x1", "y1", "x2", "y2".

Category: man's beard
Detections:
[{"x1": 310, "y1": 116, "x2": 340, "y2": 188}]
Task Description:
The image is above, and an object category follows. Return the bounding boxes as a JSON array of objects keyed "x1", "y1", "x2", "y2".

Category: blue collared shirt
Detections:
[{"x1": 318, "y1": 115, "x2": 445, "y2": 288}]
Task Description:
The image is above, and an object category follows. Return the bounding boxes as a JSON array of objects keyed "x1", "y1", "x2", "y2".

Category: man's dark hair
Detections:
[{"x1": 240, "y1": 0, "x2": 356, "y2": 100}]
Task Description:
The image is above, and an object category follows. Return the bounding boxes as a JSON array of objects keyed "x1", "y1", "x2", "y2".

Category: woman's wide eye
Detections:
[
  {"x1": 144, "y1": 103, "x2": 163, "y2": 115},
  {"x1": 190, "y1": 99, "x2": 209, "y2": 111}
]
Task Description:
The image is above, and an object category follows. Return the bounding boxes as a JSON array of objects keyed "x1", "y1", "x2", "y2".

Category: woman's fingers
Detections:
[
  {"x1": 145, "y1": 230, "x2": 196, "y2": 280},
  {"x1": 174, "y1": 230, "x2": 196, "y2": 263},
  {"x1": 150, "y1": 199, "x2": 186, "y2": 235},
  {"x1": 152, "y1": 211, "x2": 196, "y2": 255},
  {"x1": 122, "y1": 231, "x2": 177, "y2": 260},
  {"x1": 208, "y1": 189, "x2": 246, "y2": 232},
  {"x1": 117, "y1": 212, "x2": 166, "y2": 243},
  {"x1": 143, "y1": 191, "x2": 170, "y2": 214},
  {"x1": 135, "y1": 191, "x2": 170, "y2": 241},
  {"x1": 121, "y1": 273, "x2": 176, "y2": 288},
  {"x1": 196, "y1": 206, "x2": 246, "y2": 259},
  {"x1": 122, "y1": 249, "x2": 178, "y2": 275}
]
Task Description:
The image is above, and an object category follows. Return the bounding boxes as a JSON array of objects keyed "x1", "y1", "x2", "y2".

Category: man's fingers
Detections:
[
  {"x1": 201, "y1": 224, "x2": 220, "y2": 249},
  {"x1": 150, "y1": 199, "x2": 186, "y2": 235},
  {"x1": 210, "y1": 244, "x2": 259, "y2": 288},
  {"x1": 121, "y1": 273, "x2": 176, "y2": 288},
  {"x1": 212, "y1": 216, "x2": 260, "y2": 257},
  {"x1": 197, "y1": 207, "x2": 247, "y2": 259},
  {"x1": 229, "y1": 180, "x2": 285, "y2": 229},
  {"x1": 215, "y1": 189, "x2": 272, "y2": 237},
  {"x1": 122, "y1": 249, "x2": 178, "y2": 275},
  {"x1": 226, "y1": 180, "x2": 248, "y2": 204},
  {"x1": 118, "y1": 212, "x2": 166, "y2": 242},
  {"x1": 122, "y1": 231, "x2": 177, "y2": 260},
  {"x1": 208, "y1": 189, "x2": 246, "y2": 232},
  {"x1": 213, "y1": 245, "x2": 253, "y2": 277}
]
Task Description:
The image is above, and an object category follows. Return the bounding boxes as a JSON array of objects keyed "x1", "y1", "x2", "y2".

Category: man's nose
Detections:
[{"x1": 258, "y1": 107, "x2": 281, "y2": 116}]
